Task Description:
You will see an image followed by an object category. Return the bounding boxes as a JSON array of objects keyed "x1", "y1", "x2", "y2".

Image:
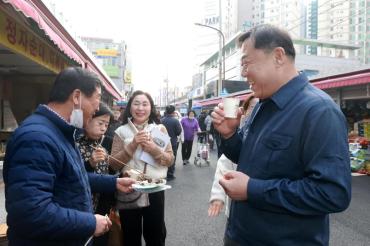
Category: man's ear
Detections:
[
  {"x1": 71, "y1": 89, "x2": 81, "y2": 105},
  {"x1": 273, "y1": 47, "x2": 285, "y2": 66}
]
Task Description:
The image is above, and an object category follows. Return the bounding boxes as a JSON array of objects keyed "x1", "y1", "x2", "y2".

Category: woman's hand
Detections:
[
  {"x1": 89, "y1": 147, "x2": 107, "y2": 167},
  {"x1": 132, "y1": 130, "x2": 150, "y2": 148},
  {"x1": 141, "y1": 135, "x2": 159, "y2": 154},
  {"x1": 208, "y1": 200, "x2": 224, "y2": 217}
]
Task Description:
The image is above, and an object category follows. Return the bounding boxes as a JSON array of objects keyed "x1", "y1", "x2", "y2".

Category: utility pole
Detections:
[
  {"x1": 173, "y1": 86, "x2": 176, "y2": 106},
  {"x1": 165, "y1": 78, "x2": 169, "y2": 106},
  {"x1": 218, "y1": 0, "x2": 223, "y2": 96},
  {"x1": 159, "y1": 84, "x2": 162, "y2": 108},
  {"x1": 194, "y1": 23, "x2": 225, "y2": 97}
]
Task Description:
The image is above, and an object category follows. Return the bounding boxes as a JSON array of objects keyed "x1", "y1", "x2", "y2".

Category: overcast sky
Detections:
[{"x1": 47, "y1": 0, "x2": 205, "y2": 96}]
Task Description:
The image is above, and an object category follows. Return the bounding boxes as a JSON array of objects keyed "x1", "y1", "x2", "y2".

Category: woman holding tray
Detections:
[{"x1": 109, "y1": 90, "x2": 174, "y2": 246}]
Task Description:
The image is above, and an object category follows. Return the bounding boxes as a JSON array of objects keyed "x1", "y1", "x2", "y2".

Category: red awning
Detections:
[
  {"x1": 313, "y1": 72, "x2": 370, "y2": 89},
  {"x1": 197, "y1": 98, "x2": 221, "y2": 107},
  {"x1": 3, "y1": 0, "x2": 84, "y2": 65}
]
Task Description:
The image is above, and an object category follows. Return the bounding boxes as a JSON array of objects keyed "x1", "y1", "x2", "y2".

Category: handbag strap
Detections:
[{"x1": 116, "y1": 192, "x2": 142, "y2": 203}]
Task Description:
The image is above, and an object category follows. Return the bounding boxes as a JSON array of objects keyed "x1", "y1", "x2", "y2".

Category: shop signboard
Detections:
[
  {"x1": 124, "y1": 70, "x2": 131, "y2": 83},
  {"x1": 103, "y1": 65, "x2": 120, "y2": 77},
  {"x1": 96, "y1": 49, "x2": 118, "y2": 57},
  {"x1": 0, "y1": 9, "x2": 71, "y2": 73}
]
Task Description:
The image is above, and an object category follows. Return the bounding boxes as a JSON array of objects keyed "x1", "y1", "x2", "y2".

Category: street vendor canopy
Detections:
[{"x1": 312, "y1": 70, "x2": 370, "y2": 90}]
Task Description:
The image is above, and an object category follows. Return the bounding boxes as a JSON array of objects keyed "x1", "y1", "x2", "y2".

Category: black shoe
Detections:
[{"x1": 183, "y1": 161, "x2": 187, "y2": 165}]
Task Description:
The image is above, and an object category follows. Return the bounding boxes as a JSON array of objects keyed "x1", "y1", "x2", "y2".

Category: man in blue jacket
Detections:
[
  {"x1": 212, "y1": 24, "x2": 351, "y2": 246},
  {"x1": 3, "y1": 67, "x2": 135, "y2": 245},
  {"x1": 161, "y1": 105, "x2": 182, "y2": 180}
]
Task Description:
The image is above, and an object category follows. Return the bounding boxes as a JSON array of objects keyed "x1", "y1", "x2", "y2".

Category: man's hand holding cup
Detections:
[{"x1": 211, "y1": 97, "x2": 242, "y2": 139}]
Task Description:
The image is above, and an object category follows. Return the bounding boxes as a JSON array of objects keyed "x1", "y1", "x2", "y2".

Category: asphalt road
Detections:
[
  {"x1": 0, "y1": 143, "x2": 369, "y2": 245},
  {"x1": 164, "y1": 144, "x2": 370, "y2": 246},
  {"x1": 165, "y1": 147, "x2": 226, "y2": 246}
]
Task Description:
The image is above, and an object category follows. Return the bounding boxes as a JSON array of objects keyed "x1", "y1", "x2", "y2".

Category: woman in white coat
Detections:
[{"x1": 208, "y1": 95, "x2": 259, "y2": 217}]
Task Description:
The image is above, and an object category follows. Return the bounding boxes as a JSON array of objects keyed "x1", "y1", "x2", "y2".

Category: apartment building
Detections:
[{"x1": 317, "y1": 0, "x2": 351, "y2": 58}]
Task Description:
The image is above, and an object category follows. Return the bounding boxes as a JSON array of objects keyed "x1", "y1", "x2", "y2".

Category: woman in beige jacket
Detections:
[{"x1": 109, "y1": 90, "x2": 173, "y2": 246}]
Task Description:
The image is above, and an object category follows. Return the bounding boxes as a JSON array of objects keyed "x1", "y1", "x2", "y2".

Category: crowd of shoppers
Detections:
[{"x1": 161, "y1": 105, "x2": 182, "y2": 180}]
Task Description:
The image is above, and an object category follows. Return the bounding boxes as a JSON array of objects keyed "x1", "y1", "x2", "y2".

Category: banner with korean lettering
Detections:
[{"x1": 0, "y1": 10, "x2": 72, "y2": 73}]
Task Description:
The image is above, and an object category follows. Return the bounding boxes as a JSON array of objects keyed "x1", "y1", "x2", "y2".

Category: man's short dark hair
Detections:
[
  {"x1": 48, "y1": 67, "x2": 102, "y2": 103},
  {"x1": 165, "y1": 105, "x2": 175, "y2": 115},
  {"x1": 238, "y1": 24, "x2": 295, "y2": 60}
]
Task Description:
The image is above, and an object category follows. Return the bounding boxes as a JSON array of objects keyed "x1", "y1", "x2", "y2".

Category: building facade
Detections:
[
  {"x1": 349, "y1": 0, "x2": 370, "y2": 64},
  {"x1": 306, "y1": 0, "x2": 318, "y2": 55},
  {"x1": 194, "y1": 0, "x2": 370, "y2": 98},
  {"x1": 80, "y1": 37, "x2": 128, "y2": 93}
]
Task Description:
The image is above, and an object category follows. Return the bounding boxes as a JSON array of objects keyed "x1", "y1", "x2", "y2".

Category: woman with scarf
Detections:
[
  {"x1": 76, "y1": 102, "x2": 114, "y2": 245},
  {"x1": 109, "y1": 90, "x2": 174, "y2": 246}
]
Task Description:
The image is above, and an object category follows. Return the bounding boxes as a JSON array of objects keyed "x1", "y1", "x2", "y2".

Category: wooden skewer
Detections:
[{"x1": 89, "y1": 145, "x2": 145, "y2": 176}]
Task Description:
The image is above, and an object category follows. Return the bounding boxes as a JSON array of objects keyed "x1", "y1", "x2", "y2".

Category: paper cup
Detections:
[{"x1": 223, "y1": 97, "x2": 240, "y2": 118}]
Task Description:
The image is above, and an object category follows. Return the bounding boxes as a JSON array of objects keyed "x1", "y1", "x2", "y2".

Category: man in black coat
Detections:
[{"x1": 161, "y1": 105, "x2": 182, "y2": 180}]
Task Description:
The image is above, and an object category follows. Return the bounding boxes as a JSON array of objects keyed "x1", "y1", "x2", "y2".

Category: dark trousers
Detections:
[
  {"x1": 119, "y1": 191, "x2": 166, "y2": 246},
  {"x1": 181, "y1": 140, "x2": 193, "y2": 161},
  {"x1": 214, "y1": 132, "x2": 222, "y2": 158},
  {"x1": 93, "y1": 193, "x2": 114, "y2": 245},
  {"x1": 224, "y1": 235, "x2": 240, "y2": 246},
  {"x1": 167, "y1": 142, "x2": 178, "y2": 177}
]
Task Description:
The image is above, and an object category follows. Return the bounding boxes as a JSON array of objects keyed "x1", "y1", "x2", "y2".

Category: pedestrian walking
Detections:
[
  {"x1": 161, "y1": 105, "x2": 182, "y2": 180},
  {"x1": 212, "y1": 24, "x2": 351, "y2": 245},
  {"x1": 180, "y1": 110, "x2": 200, "y2": 165}
]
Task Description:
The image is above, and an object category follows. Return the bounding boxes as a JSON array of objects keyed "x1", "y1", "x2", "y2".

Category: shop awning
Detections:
[
  {"x1": 197, "y1": 98, "x2": 221, "y2": 107},
  {"x1": 312, "y1": 72, "x2": 370, "y2": 90},
  {"x1": 3, "y1": 0, "x2": 83, "y2": 65}
]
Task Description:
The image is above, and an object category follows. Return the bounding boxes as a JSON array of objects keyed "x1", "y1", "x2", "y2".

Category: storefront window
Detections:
[
  {"x1": 0, "y1": 99, "x2": 18, "y2": 131},
  {"x1": 342, "y1": 99, "x2": 370, "y2": 133}
]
